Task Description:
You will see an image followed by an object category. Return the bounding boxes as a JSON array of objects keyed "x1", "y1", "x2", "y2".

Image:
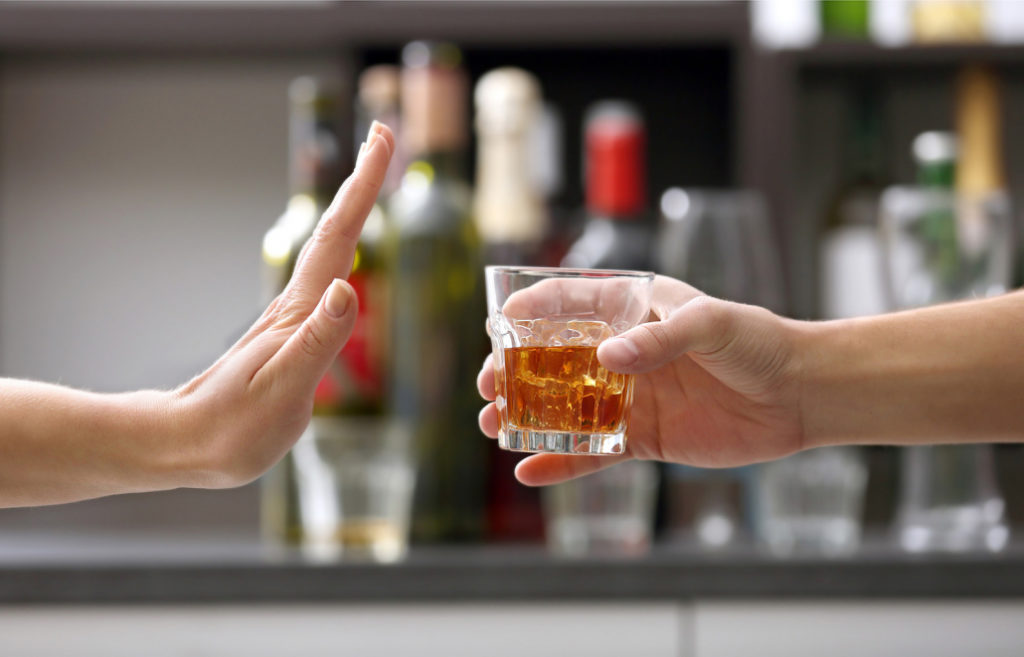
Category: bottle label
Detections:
[{"x1": 314, "y1": 269, "x2": 388, "y2": 413}]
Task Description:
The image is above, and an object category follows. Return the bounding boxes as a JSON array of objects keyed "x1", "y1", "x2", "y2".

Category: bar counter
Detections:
[{"x1": 2, "y1": 532, "x2": 1023, "y2": 604}]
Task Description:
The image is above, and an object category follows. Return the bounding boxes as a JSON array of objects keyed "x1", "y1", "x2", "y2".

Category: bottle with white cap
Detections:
[{"x1": 473, "y1": 67, "x2": 547, "y2": 266}]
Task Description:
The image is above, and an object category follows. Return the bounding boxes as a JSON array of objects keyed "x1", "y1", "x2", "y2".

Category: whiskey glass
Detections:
[{"x1": 485, "y1": 266, "x2": 654, "y2": 455}]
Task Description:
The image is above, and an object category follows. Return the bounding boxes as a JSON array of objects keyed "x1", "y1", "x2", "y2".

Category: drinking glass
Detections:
[
  {"x1": 880, "y1": 185, "x2": 1012, "y2": 553},
  {"x1": 291, "y1": 416, "x2": 416, "y2": 563},
  {"x1": 543, "y1": 460, "x2": 660, "y2": 558},
  {"x1": 755, "y1": 446, "x2": 868, "y2": 557},
  {"x1": 485, "y1": 266, "x2": 654, "y2": 455}
]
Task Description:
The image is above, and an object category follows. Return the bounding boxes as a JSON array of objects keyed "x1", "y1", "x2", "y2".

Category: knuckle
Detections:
[
  {"x1": 638, "y1": 321, "x2": 673, "y2": 356},
  {"x1": 297, "y1": 321, "x2": 329, "y2": 358}
]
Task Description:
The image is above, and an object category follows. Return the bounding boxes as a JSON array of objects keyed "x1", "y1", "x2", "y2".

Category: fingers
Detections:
[
  {"x1": 255, "y1": 278, "x2": 359, "y2": 394},
  {"x1": 286, "y1": 122, "x2": 395, "y2": 310},
  {"x1": 478, "y1": 402, "x2": 499, "y2": 438},
  {"x1": 514, "y1": 453, "x2": 632, "y2": 486},
  {"x1": 597, "y1": 295, "x2": 736, "y2": 374},
  {"x1": 477, "y1": 353, "x2": 496, "y2": 401}
]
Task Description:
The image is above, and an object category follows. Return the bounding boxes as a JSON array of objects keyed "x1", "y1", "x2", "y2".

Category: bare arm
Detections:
[
  {"x1": 0, "y1": 123, "x2": 395, "y2": 508},
  {"x1": 799, "y1": 289, "x2": 1024, "y2": 448}
]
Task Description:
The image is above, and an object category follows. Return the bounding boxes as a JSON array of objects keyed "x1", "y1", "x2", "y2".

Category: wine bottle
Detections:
[
  {"x1": 260, "y1": 76, "x2": 344, "y2": 546},
  {"x1": 473, "y1": 67, "x2": 547, "y2": 542},
  {"x1": 561, "y1": 100, "x2": 653, "y2": 270},
  {"x1": 473, "y1": 67, "x2": 547, "y2": 266},
  {"x1": 386, "y1": 41, "x2": 488, "y2": 543}
]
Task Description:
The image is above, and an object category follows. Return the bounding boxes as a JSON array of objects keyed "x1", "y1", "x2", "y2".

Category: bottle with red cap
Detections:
[{"x1": 561, "y1": 100, "x2": 654, "y2": 270}]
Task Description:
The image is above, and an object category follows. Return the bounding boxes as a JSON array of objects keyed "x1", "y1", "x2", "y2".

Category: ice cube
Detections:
[{"x1": 567, "y1": 320, "x2": 613, "y2": 346}]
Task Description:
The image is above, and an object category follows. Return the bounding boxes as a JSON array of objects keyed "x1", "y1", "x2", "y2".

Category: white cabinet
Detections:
[
  {"x1": 0, "y1": 603, "x2": 684, "y2": 657},
  {"x1": 694, "y1": 601, "x2": 1024, "y2": 657}
]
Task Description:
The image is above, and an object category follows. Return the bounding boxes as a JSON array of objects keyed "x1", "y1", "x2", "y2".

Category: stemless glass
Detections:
[
  {"x1": 880, "y1": 184, "x2": 1013, "y2": 553},
  {"x1": 485, "y1": 266, "x2": 654, "y2": 455}
]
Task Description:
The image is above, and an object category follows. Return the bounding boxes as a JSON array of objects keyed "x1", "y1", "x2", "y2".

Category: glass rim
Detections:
[{"x1": 485, "y1": 265, "x2": 655, "y2": 279}]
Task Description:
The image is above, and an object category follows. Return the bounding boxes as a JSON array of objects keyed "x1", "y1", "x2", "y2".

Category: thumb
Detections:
[
  {"x1": 264, "y1": 278, "x2": 359, "y2": 392},
  {"x1": 597, "y1": 295, "x2": 735, "y2": 374}
]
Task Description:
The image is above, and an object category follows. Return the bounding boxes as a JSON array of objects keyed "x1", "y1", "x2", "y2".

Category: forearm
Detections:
[
  {"x1": 798, "y1": 290, "x2": 1024, "y2": 448},
  {"x1": 0, "y1": 379, "x2": 191, "y2": 507}
]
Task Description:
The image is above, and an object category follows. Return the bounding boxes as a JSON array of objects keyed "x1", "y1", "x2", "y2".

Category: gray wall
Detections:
[{"x1": 0, "y1": 53, "x2": 340, "y2": 531}]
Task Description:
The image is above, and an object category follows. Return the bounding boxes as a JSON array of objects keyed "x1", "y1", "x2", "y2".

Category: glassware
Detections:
[
  {"x1": 654, "y1": 188, "x2": 790, "y2": 551},
  {"x1": 485, "y1": 266, "x2": 654, "y2": 455},
  {"x1": 543, "y1": 460, "x2": 659, "y2": 558},
  {"x1": 291, "y1": 416, "x2": 416, "y2": 563},
  {"x1": 755, "y1": 447, "x2": 868, "y2": 557},
  {"x1": 881, "y1": 77, "x2": 1013, "y2": 552},
  {"x1": 880, "y1": 184, "x2": 1012, "y2": 553}
]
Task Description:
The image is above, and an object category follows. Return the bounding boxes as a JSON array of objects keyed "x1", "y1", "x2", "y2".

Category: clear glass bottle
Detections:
[{"x1": 884, "y1": 65, "x2": 1013, "y2": 553}]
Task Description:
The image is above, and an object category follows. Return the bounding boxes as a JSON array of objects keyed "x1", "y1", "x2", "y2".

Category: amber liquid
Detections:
[{"x1": 498, "y1": 346, "x2": 633, "y2": 434}]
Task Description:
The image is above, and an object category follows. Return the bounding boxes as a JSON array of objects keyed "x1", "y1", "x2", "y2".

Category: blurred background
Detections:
[{"x1": 3, "y1": 1, "x2": 1024, "y2": 655}]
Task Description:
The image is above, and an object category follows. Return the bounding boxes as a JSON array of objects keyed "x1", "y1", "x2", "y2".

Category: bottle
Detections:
[
  {"x1": 311, "y1": 65, "x2": 401, "y2": 417},
  {"x1": 473, "y1": 67, "x2": 547, "y2": 542},
  {"x1": 887, "y1": 65, "x2": 1013, "y2": 554},
  {"x1": 355, "y1": 65, "x2": 404, "y2": 200},
  {"x1": 260, "y1": 76, "x2": 344, "y2": 547},
  {"x1": 820, "y1": 0, "x2": 870, "y2": 40},
  {"x1": 386, "y1": 41, "x2": 488, "y2": 543},
  {"x1": 912, "y1": 0, "x2": 985, "y2": 43},
  {"x1": 955, "y1": 64, "x2": 1013, "y2": 298},
  {"x1": 819, "y1": 83, "x2": 888, "y2": 320},
  {"x1": 473, "y1": 67, "x2": 547, "y2": 266},
  {"x1": 548, "y1": 100, "x2": 660, "y2": 557},
  {"x1": 561, "y1": 100, "x2": 654, "y2": 271}
]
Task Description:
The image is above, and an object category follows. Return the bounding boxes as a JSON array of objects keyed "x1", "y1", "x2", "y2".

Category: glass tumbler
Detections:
[
  {"x1": 485, "y1": 266, "x2": 654, "y2": 455},
  {"x1": 291, "y1": 416, "x2": 416, "y2": 563}
]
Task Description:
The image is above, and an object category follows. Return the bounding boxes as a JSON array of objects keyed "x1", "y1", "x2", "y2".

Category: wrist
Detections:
[
  {"x1": 114, "y1": 388, "x2": 200, "y2": 492},
  {"x1": 792, "y1": 317, "x2": 857, "y2": 451}
]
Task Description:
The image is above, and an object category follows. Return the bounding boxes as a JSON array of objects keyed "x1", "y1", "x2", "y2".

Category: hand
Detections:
[
  {"x1": 477, "y1": 275, "x2": 805, "y2": 486},
  {"x1": 174, "y1": 122, "x2": 395, "y2": 488}
]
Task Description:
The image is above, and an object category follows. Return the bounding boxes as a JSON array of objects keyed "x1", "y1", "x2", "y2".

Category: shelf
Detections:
[
  {"x1": 2, "y1": 532, "x2": 1024, "y2": 603},
  {"x1": 782, "y1": 41, "x2": 1024, "y2": 69},
  {"x1": 0, "y1": 1, "x2": 747, "y2": 52}
]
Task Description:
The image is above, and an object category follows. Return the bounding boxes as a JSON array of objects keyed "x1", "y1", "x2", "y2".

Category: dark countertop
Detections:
[{"x1": 2, "y1": 533, "x2": 1024, "y2": 604}]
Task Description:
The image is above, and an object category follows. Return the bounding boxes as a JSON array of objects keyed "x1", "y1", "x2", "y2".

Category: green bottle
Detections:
[
  {"x1": 259, "y1": 77, "x2": 343, "y2": 547},
  {"x1": 386, "y1": 42, "x2": 488, "y2": 542}
]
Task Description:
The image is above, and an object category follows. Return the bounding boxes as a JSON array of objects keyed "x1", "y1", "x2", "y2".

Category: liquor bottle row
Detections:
[{"x1": 257, "y1": 40, "x2": 1016, "y2": 561}]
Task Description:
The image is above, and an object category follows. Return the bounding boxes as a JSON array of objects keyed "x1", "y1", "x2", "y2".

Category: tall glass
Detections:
[
  {"x1": 880, "y1": 185, "x2": 1012, "y2": 553},
  {"x1": 485, "y1": 266, "x2": 654, "y2": 455}
]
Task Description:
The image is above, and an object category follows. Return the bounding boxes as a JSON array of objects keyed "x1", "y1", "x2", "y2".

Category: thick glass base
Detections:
[{"x1": 498, "y1": 427, "x2": 626, "y2": 455}]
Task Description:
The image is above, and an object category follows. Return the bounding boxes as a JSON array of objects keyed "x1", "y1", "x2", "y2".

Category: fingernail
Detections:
[
  {"x1": 601, "y1": 337, "x2": 640, "y2": 367},
  {"x1": 369, "y1": 119, "x2": 384, "y2": 138},
  {"x1": 324, "y1": 279, "x2": 352, "y2": 318},
  {"x1": 357, "y1": 133, "x2": 381, "y2": 169},
  {"x1": 355, "y1": 141, "x2": 367, "y2": 167}
]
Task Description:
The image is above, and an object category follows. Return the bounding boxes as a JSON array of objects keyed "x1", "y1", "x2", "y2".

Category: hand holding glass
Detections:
[{"x1": 485, "y1": 266, "x2": 654, "y2": 455}]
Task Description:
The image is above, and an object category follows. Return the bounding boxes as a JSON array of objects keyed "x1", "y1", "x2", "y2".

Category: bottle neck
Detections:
[
  {"x1": 956, "y1": 65, "x2": 1005, "y2": 198},
  {"x1": 844, "y1": 88, "x2": 885, "y2": 184},
  {"x1": 409, "y1": 149, "x2": 465, "y2": 181},
  {"x1": 585, "y1": 127, "x2": 647, "y2": 220},
  {"x1": 475, "y1": 131, "x2": 544, "y2": 244},
  {"x1": 288, "y1": 119, "x2": 341, "y2": 207},
  {"x1": 918, "y1": 160, "x2": 956, "y2": 189}
]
